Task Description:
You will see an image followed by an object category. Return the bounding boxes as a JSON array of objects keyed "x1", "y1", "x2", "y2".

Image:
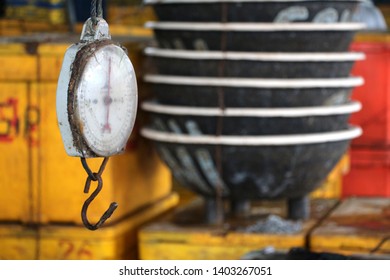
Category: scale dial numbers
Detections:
[{"x1": 75, "y1": 44, "x2": 137, "y2": 157}]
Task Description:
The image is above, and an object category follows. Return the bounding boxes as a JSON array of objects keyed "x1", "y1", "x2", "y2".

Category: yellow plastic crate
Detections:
[
  {"x1": 108, "y1": 5, "x2": 156, "y2": 26},
  {"x1": 0, "y1": 83, "x2": 30, "y2": 222},
  {"x1": 310, "y1": 153, "x2": 349, "y2": 199},
  {"x1": 0, "y1": 193, "x2": 178, "y2": 260},
  {"x1": 139, "y1": 198, "x2": 338, "y2": 260},
  {"x1": 35, "y1": 7, "x2": 66, "y2": 25},
  {"x1": 6, "y1": 2, "x2": 66, "y2": 25},
  {"x1": 0, "y1": 42, "x2": 66, "y2": 81},
  {"x1": 0, "y1": 20, "x2": 21, "y2": 36},
  {"x1": 0, "y1": 54, "x2": 37, "y2": 81},
  {"x1": 38, "y1": 44, "x2": 69, "y2": 81},
  {"x1": 310, "y1": 197, "x2": 390, "y2": 256}
]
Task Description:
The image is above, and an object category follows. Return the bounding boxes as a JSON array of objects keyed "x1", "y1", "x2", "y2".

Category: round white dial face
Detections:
[{"x1": 76, "y1": 44, "x2": 137, "y2": 157}]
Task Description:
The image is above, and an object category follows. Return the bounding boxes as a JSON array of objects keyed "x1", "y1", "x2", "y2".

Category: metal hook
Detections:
[{"x1": 80, "y1": 157, "x2": 118, "y2": 231}]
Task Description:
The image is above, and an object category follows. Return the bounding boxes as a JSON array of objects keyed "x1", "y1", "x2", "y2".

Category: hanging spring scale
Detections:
[{"x1": 56, "y1": 3, "x2": 138, "y2": 230}]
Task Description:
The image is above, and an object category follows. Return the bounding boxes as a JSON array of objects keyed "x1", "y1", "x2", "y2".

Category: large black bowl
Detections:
[
  {"x1": 144, "y1": 74, "x2": 364, "y2": 107},
  {"x1": 142, "y1": 101, "x2": 361, "y2": 135},
  {"x1": 145, "y1": 0, "x2": 361, "y2": 23},
  {"x1": 145, "y1": 48, "x2": 365, "y2": 78},
  {"x1": 146, "y1": 22, "x2": 365, "y2": 52},
  {"x1": 140, "y1": 126, "x2": 362, "y2": 200}
]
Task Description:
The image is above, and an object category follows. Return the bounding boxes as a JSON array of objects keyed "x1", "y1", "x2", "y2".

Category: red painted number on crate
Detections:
[
  {"x1": 0, "y1": 98, "x2": 41, "y2": 146},
  {"x1": 0, "y1": 98, "x2": 19, "y2": 143},
  {"x1": 24, "y1": 105, "x2": 40, "y2": 147},
  {"x1": 58, "y1": 240, "x2": 94, "y2": 260}
]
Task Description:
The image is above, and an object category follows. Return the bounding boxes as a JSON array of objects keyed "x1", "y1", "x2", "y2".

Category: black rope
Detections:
[
  {"x1": 91, "y1": 0, "x2": 104, "y2": 23},
  {"x1": 97, "y1": 0, "x2": 103, "y2": 18},
  {"x1": 91, "y1": 0, "x2": 97, "y2": 21}
]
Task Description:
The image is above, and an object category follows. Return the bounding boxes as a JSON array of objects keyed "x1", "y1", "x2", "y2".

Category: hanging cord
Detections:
[
  {"x1": 91, "y1": 0, "x2": 97, "y2": 22},
  {"x1": 91, "y1": 0, "x2": 104, "y2": 24},
  {"x1": 97, "y1": 0, "x2": 103, "y2": 18}
]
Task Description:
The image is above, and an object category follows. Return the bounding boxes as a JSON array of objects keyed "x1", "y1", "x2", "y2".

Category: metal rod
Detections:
[
  {"x1": 205, "y1": 198, "x2": 224, "y2": 225},
  {"x1": 287, "y1": 196, "x2": 310, "y2": 220},
  {"x1": 97, "y1": 0, "x2": 103, "y2": 18},
  {"x1": 91, "y1": 0, "x2": 97, "y2": 20},
  {"x1": 231, "y1": 199, "x2": 251, "y2": 218}
]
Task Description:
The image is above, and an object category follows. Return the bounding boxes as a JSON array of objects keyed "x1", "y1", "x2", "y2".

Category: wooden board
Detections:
[
  {"x1": 139, "y1": 198, "x2": 338, "y2": 260},
  {"x1": 311, "y1": 197, "x2": 390, "y2": 255}
]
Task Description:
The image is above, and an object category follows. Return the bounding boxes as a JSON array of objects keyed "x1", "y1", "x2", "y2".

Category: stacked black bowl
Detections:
[{"x1": 141, "y1": 0, "x2": 365, "y2": 223}]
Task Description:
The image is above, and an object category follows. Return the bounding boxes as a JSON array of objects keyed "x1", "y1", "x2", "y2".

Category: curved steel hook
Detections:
[
  {"x1": 81, "y1": 158, "x2": 118, "y2": 231},
  {"x1": 81, "y1": 175, "x2": 118, "y2": 230}
]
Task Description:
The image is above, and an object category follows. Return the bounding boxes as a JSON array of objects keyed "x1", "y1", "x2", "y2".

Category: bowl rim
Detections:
[
  {"x1": 144, "y1": 47, "x2": 366, "y2": 61},
  {"x1": 141, "y1": 126, "x2": 362, "y2": 145},
  {"x1": 141, "y1": 100, "x2": 361, "y2": 117},
  {"x1": 144, "y1": 74, "x2": 364, "y2": 88},
  {"x1": 145, "y1": 21, "x2": 366, "y2": 31},
  {"x1": 144, "y1": 0, "x2": 364, "y2": 4}
]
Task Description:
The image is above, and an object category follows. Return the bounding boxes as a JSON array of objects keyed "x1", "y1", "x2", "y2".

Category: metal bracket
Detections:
[{"x1": 80, "y1": 17, "x2": 111, "y2": 43}]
